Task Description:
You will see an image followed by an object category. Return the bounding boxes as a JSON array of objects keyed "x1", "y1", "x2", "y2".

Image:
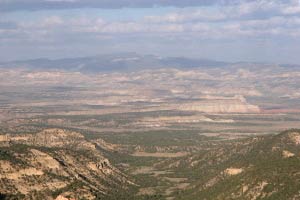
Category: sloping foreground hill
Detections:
[
  {"x1": 170, "y1": 129, "x2": 300, "y2": 200},
  {"x1": 1, "y1": 128, "x2": 300, "y2": 200},
  {"x1": 0, "y1": 129, "x2": 132, "y2": 200}
]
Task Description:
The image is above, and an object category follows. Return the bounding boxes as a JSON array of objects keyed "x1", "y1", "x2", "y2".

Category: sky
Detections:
[{"x1": 1, "y1": 0, "x2": 300, "y2": 64}]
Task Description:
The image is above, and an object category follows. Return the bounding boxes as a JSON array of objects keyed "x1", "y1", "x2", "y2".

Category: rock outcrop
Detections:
[
  {"x1": 0, "y1": 129, "x2": 129, "y2": 199},
  {"x1": 178, "y1": 95, "x2": 260, "y2": 113}
]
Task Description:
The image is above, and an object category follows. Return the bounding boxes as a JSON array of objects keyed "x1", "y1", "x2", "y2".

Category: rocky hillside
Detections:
[
  {"x1": 0, "y1": 129, "x2": 131, "y2": 200},
  {"x1": 2, "y1": 128, "x2": 300, "y2": 200},
  {"x1": 168, "y1": 129, "x2": 300, "y2": 200}
]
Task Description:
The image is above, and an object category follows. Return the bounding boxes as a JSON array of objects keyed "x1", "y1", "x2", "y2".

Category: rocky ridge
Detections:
[{"x1": 0, "y1": 129, "x2": 130, "y2": 200}]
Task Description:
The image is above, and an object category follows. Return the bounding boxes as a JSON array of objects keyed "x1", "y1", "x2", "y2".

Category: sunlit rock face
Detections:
[
  {"x1": 178, "y1": 96, "x2": 260, "y2": 113},
  {"x1": 0, "y1": 129, "x2": 129, "y2": 199}
]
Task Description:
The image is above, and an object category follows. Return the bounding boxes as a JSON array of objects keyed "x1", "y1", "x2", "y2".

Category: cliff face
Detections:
[
  {"x1": 0, "y1": 129, "x2": 129, "y2": 200},
  {"x1": 178, "y1": 96, "x2": 260, "y2": 113}
]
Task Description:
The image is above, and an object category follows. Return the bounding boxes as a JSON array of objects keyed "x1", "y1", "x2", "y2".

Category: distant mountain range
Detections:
[
  {"x1": 1, "y1": 53, "x2": 299, "y2": 73},
  {"x1": 0, "y1": 53, "x2": 229, "y2": 73}
]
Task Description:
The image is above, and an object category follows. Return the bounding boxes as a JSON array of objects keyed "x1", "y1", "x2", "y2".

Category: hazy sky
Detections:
[{"x1": 1, "y1": 0, "x2": 300, "y2": 63}]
